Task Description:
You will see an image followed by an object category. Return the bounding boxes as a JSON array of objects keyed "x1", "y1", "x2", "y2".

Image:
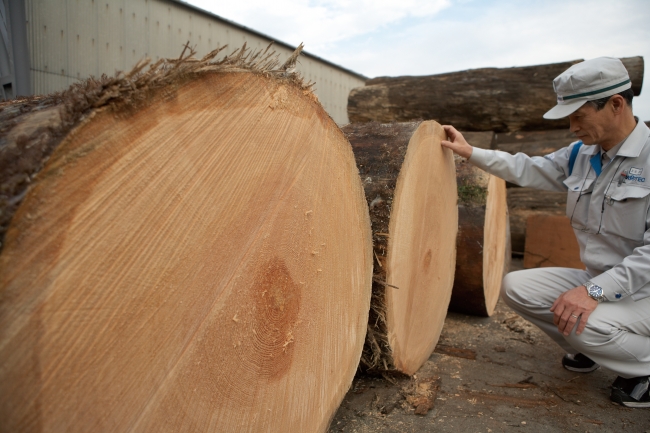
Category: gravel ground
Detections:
[{"x1": 329, "y1": 259, "x2": 650, "y2": 433}]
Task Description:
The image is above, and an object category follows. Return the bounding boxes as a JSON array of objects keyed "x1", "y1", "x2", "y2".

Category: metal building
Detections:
[
  {"x1": 5, "y1": 0, "x2": 367, "y2": 124},
  {"x1": 1, "y1": 0, "x2": 30, "y2": 99}
]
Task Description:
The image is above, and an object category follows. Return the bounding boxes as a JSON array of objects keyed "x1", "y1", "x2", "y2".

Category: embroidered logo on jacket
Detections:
[
  {"x1": 625, "y1": 167, "x2": 646, "y2": 183},
  {"x1": 629, "y1": 167, "x2": 643, "y2": 175}
]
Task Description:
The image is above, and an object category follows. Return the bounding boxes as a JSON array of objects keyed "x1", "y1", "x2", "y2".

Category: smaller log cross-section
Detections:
[
  {"x1": 343, "y1": 121, "x2": 458, "y2": 375},
  {"x1": 449, "y1": 158, "x2": 510, "y2": 317}
]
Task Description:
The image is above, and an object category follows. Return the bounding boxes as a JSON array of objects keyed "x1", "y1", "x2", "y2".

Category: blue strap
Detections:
[
  {"x1": 590, "y1": 153, "x2": 602, "y2": 177},
  {"x1": 568, "y1": 141, "x2": 583, "y2": 176}
]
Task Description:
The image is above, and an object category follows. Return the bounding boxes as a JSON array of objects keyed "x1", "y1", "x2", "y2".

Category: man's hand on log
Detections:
[
  {"x1": 441, "y1": 125, "x2": 473, "y2": 159},
  {"x1": 550, "y1": 286, "x2": 598, "y2": 336}
]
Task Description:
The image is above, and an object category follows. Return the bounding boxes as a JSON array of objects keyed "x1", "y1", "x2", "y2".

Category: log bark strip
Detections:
[
  {"x1": 348, "y1": 57, "x2": 644, "y2": 132},
  {"x1": 449, "y1": 158, "x2": 509, "y2": 317},
  {"x1": 343, "y1": 121, "x2": 458, "y2": 375},
  {"x1": 0, "y1": 46, "x2": 373, "y2": 433},
  {"x1": 494, "y1": 128, "x2": 576, "y2": 158}
]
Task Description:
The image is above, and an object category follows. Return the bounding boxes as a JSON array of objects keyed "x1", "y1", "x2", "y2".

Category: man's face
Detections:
[{"x1": 568, "y1": 102, "x2": 613, "y2": 146}]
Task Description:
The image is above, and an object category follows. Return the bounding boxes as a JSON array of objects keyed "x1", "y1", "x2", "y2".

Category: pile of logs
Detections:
[
  {"x1": 1, "y1": 44, "x2": 643, "y2": 432},
  {"x1": 0, "y1": 44, "x2": 505, "y2": 433}
]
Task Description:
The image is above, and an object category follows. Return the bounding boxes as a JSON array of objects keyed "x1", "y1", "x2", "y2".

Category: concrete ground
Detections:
[{"x1": 329, "y1": 259, "x2": 650, "y2": 433}]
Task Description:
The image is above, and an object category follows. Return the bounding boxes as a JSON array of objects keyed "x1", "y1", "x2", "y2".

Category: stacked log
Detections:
[
  {"x1": 449, "y1": 158, "x2": 510, "y2": 317},
  {"x1": 494, "y1": 128, "x2": 575, "y2": 158},
  {"x1": 462, "y1": 130, "x2": 495, "y2": 150},
  {"x1": 342, "y1": 121, "x2": 458, "y2": 375},
  {"x1": 348, "y1": 57, "x2": 644, "y2": 132},
  {"x1": 492, "y1": 129, "x2": 574, "y2": 253},
  {"x1": 0, "y1": 46, "x2": 373, "y2": 433}
]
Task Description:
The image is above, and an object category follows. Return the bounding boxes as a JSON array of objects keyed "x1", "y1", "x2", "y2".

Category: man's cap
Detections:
[{"x1": 543, "y1": 57, "x2": 632, "y2": 120}]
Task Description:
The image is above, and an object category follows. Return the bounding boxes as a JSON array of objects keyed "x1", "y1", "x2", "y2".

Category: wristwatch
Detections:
[{"x1": 584, "y1": 281, "x2": 606, "y2": 303}]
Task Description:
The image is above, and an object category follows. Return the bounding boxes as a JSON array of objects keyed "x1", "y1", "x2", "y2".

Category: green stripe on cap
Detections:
[{"x1": 562, "y1": 79, "x2": 631, "y2": 100}]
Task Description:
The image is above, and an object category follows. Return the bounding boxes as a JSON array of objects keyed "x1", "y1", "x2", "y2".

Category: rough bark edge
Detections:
[
  {"x1": 343, "y1": 122, "x2": 420, "y2": 374},
  {"x1": 455, "y1": 156, "x2": 488, "y2": 206},
  {"x1": 0, "y1": 43, "x2": 313, "y2": 250},
  {"x1": 362, "y1": 286, "x2": 392, "y2": 372}
]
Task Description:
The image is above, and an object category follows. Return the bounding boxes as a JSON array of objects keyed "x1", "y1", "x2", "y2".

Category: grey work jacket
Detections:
[{"x1": 470, "y1": 119, "x2": 650, "y2": 302}]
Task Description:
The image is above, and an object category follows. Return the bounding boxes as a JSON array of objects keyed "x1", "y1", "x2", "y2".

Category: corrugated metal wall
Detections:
[{"x1": 25, "y1": 0, "x2": 366, "y2": 124}]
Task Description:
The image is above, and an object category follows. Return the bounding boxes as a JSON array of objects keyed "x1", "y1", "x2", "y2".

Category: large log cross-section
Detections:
[{"x1": 0, "y1": 46, "x2": 373, "y2": 433}]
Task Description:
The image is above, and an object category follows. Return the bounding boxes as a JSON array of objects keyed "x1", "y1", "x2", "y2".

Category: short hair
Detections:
[{"x1": 586, "y1": 87, "x2": 634, "y2": 111}]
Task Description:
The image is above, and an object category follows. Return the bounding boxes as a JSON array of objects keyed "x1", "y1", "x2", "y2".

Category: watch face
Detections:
[{"x1": 588, "y1": 285, "x2": 603, "y2": 298}]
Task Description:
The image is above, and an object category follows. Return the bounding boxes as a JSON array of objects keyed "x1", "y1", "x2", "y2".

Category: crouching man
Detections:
[{"x1": 442, "y1": 57, "x2": 650, "y2": 407}]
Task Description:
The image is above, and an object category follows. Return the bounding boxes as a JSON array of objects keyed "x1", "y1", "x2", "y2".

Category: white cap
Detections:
[{"x1": 543, "y1": 57, "x2": 631, "y2": 119}]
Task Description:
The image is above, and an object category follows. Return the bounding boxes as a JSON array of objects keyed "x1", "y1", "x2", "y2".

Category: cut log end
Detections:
[
  {"x1": 450, "y1": 161, "x2": 509, "y2": 317},
  {"x1": 0, "y1": 69, "x2": 372, "y2": 433},
  {"x1": 386, "y1": 121, "x2": 458, "y2": 374},
  {"x1": 0, "y1": 44, "x2": 315, "y2": 253},
  {"x1": 482, "y1": 175, "x2": 508, "y2": 316},
  {"x1": 345, "y1": 121, "x2": 458, "y2": 375}
]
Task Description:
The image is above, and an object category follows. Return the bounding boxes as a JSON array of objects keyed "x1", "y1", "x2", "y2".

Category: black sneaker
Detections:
[
  {"x1": 562, "y1": 353, "x2": 600, "y2": 373},
  {"x1": 611, "y1": 376, "x2": 650, "y2": 408}
]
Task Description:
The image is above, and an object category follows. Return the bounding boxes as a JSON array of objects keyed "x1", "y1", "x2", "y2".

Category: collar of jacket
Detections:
[
  {"x1": 617, "y1": 118, "x2": 650, "y2": 158},
  {"x1": 577, "y1": 117, "x2": 650, "y2": 158}
]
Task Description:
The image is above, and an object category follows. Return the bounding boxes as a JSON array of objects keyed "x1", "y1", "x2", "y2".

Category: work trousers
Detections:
[{"x1": 501, "y1": 267, "x2": 650, "y2": 379}]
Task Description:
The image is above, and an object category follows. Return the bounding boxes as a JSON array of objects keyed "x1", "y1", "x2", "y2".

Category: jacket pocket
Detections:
[
  {"x1": 564, "y1": 175, "x2": 596, "y2": 229},
  {"x1": 602, "y1": 184, "x2": 650, "y2": 240}
]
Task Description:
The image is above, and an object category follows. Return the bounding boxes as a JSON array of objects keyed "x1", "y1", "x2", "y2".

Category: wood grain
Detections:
[{"x1": 0, "y1": 72, "x2": 373, "y2": 433}]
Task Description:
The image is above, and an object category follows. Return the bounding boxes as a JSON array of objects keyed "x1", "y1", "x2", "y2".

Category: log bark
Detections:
[
  {"x1": 449, "y1": 158, "x2": 510, "y2": 317},
  {"x1": 342, "y1": 121, "x2": 458, "y2": 375},
  {"x1": 0, "y1": 47, "x2": 373, "y2": 433},
  {"x1": 524, "y1": 215, "x2": 582, "y2": 269},
  {"x1": 462, "y1": 131, "x2": 495, "y2": 149},
  {"x1": 348, "y1": 57, "x2": 644, "y2": 132},
  {"x1": 494, "y1": 128, "x2": 576, "y2": 158}
]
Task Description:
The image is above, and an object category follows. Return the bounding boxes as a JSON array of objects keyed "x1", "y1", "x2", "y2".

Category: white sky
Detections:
[{"x1": 185, "y1": 0, "x2": 650, "y2": 121}]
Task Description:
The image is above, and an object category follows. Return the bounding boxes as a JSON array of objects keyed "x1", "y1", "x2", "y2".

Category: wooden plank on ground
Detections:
[
  {"x1": 524, "y1": 215, "x2": 582, "y2": 269},
  {"x1": 507, "y1": 188, "x2": 566, "y2": 253}
]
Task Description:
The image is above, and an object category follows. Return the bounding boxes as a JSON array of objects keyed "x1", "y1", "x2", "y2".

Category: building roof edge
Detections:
[{"x1": 165, "y1": 0, "x2": 368, "y2": 81}]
